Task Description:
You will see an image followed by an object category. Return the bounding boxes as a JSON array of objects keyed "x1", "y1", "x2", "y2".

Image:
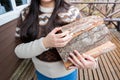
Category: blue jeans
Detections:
[{"x1": 36, "y1": 70, "x2": 78, "y2": 80}]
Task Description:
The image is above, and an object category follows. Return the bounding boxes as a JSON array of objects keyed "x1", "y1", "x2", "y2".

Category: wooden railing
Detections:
[{"x1": 71, "y1": 1, "x2": 120, "y2": 31}]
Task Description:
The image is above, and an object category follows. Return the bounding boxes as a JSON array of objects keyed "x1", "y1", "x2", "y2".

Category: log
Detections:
[
  {"x1": 61, "y1": 16, "x2": 104, "y2": 38},
  {"x1": 63, "y1": 41, "x2": 116, "y2": 69},
  {"x1": 56, "y1": 16, "x2": 116, "y2": 69}
]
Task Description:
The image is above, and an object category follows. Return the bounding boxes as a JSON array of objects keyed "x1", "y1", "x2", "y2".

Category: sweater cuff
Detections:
[{"x1": 39, "y1": 37, "x2": 49, "y2": 51}]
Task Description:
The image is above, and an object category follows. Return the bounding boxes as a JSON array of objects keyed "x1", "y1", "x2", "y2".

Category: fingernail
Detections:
[
  {"x1": 68, "y1": 67, "x2": 73, "y2": 69},
  {"x1": 67, "y1": 31, "x2": 70, "y2": 33},
  {"x1": 83, "y1": 54, "x2": 86, "y2": 56},
  {"x1": 68, "y1": 57, "x2": 70, "y2": 59},
  {"x1": 69, "y1": 35, "x2": 72, "y2": 39},
  {"x1": 74, "y1": 50, "x2": 77, "y2": 52},
  {"x1": 83, "y1": 54, "x2": 85, "y2": 56},
  {"x1": 70, "y1": 33, "x2": 73, "y2": 36},
  {"x1": 69, "y1": 66, "x2": 78, "y2": 69},
  {"x1": 70, "y1": 52, "x2": 73, "y2": 55}
]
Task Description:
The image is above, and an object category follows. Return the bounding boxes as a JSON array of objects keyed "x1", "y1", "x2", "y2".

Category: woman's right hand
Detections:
[{"x1": 43, "y1": 27, "x2": 72, "y2": 48}]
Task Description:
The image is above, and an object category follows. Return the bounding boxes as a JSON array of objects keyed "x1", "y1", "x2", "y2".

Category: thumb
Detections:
[{"x1": 51, "y1": 27, "x2": 62, "y2": 34}]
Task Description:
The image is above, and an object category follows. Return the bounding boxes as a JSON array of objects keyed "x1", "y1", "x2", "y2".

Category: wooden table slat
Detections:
[
  {"x1": 98, "y1": 57, "x2": 109, "y2": 80},
  {"x1": 104, "y1": 54, "x2": 119, "y2": 80},
  {"x1": 88, "y1": 69, "x2": 94, "y2": 80},
  {"x1": 79, "y1": 69, "x2": 84, "y2": 80},
  {"x1": 92, "y1": 69, "x2": 99, "y2": 80},
  {"x1": 100, "y1": 55, "x2": 114, "y2": 80},
  {"x1": 84, "y1": 69, "x2": 89, "y2": 80},
  {"x1": 96, "y1": 67, "x2": 104, "y2": 80},
  {"x1": 107, "y1": 52, "x2": 120, "y2": 79}
]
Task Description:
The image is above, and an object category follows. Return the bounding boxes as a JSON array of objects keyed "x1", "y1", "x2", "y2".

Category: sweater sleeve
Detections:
[
  {"x1": 14, "y1": 38, "x2": 48, "y2": 59},
  {"x1": 14, "y1": 7, "x2": 48, "y2": 59}
]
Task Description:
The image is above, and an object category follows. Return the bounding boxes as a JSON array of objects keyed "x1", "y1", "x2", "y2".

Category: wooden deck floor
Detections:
[{"x1": 10, "y1": 29, "x2": 120, "y2": 80}]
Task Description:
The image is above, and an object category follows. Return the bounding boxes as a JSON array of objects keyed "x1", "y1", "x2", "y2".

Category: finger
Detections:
[
  {"x1": 56, "y1": 31, "x2": 70, "y2": 38},
  {"x1": 56, "y1": 35, "x2": 72, "y2": 43},
  {"x1": 69, "y1": 53, "x2": 84, "y2": 68},
  {"x1": 73, "y1": 50, "x2": 82, "y2": 58},
  {"x1": 55, "y1": 38, "x2": 72, "y2": 47},
  {"x1": 68, "y1": 66, "x2": 78, "y2": 69},
  {"x1": 92, "y1": 58, "x2": 98, "y2": 68},
  {"x1": 73, "y1": 50, "x2": 86, "y2": 64},
  {"x1": 68, "y1": 57, "x2": 79, "y2": 67},
  {"x1": 51, "y1": 27, "x2": 62, "y2": 34},
  {"x1": 93, "y1": 61, "x2": 98, "y2": 69},
  {"x1": 82, "y1": 54, "x2": 95, "y2": 62},
  {"x1": 73, "y1": 53, "x2": 87, "y2": 67},
  {"x1": 82, "y1": 54, "x2": 97, "y2": 69}
]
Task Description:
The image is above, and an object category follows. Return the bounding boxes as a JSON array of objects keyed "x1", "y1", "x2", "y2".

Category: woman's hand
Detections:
[
  {"x1": 68, "y1": 50, "x2": 98, "y2": 69},
  {"x1": 43, "y1": 27, "x2": 72, "y2": 48}
]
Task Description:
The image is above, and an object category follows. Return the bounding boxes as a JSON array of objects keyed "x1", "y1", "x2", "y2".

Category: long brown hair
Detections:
[{"x1": 19, "y1": 0, "x2": 70, "y2": 43}]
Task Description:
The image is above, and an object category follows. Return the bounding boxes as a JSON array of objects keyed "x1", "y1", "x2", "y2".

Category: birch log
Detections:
[{"x1": 56, "y1": 16, "x2": 116, "y2": 69}]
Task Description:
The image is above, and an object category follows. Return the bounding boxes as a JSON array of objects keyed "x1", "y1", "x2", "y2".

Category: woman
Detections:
[{"x1": 15, "y1": 0, "x2": 98, "y2": 80}]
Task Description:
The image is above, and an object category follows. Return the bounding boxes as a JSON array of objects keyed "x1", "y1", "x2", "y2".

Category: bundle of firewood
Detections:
[{"x1": 56, "y1": 16, "x2": 116, "y2": 69}]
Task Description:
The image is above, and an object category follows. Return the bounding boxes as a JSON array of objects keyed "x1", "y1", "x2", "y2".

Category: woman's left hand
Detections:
[{"x1": 68, "y1": 50, "x2": 98, "y2": 69}]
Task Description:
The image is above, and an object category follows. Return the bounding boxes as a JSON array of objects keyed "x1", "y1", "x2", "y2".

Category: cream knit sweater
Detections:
[{"x1": 15, "y1": 5, "x2": 80, "y2": 78}]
